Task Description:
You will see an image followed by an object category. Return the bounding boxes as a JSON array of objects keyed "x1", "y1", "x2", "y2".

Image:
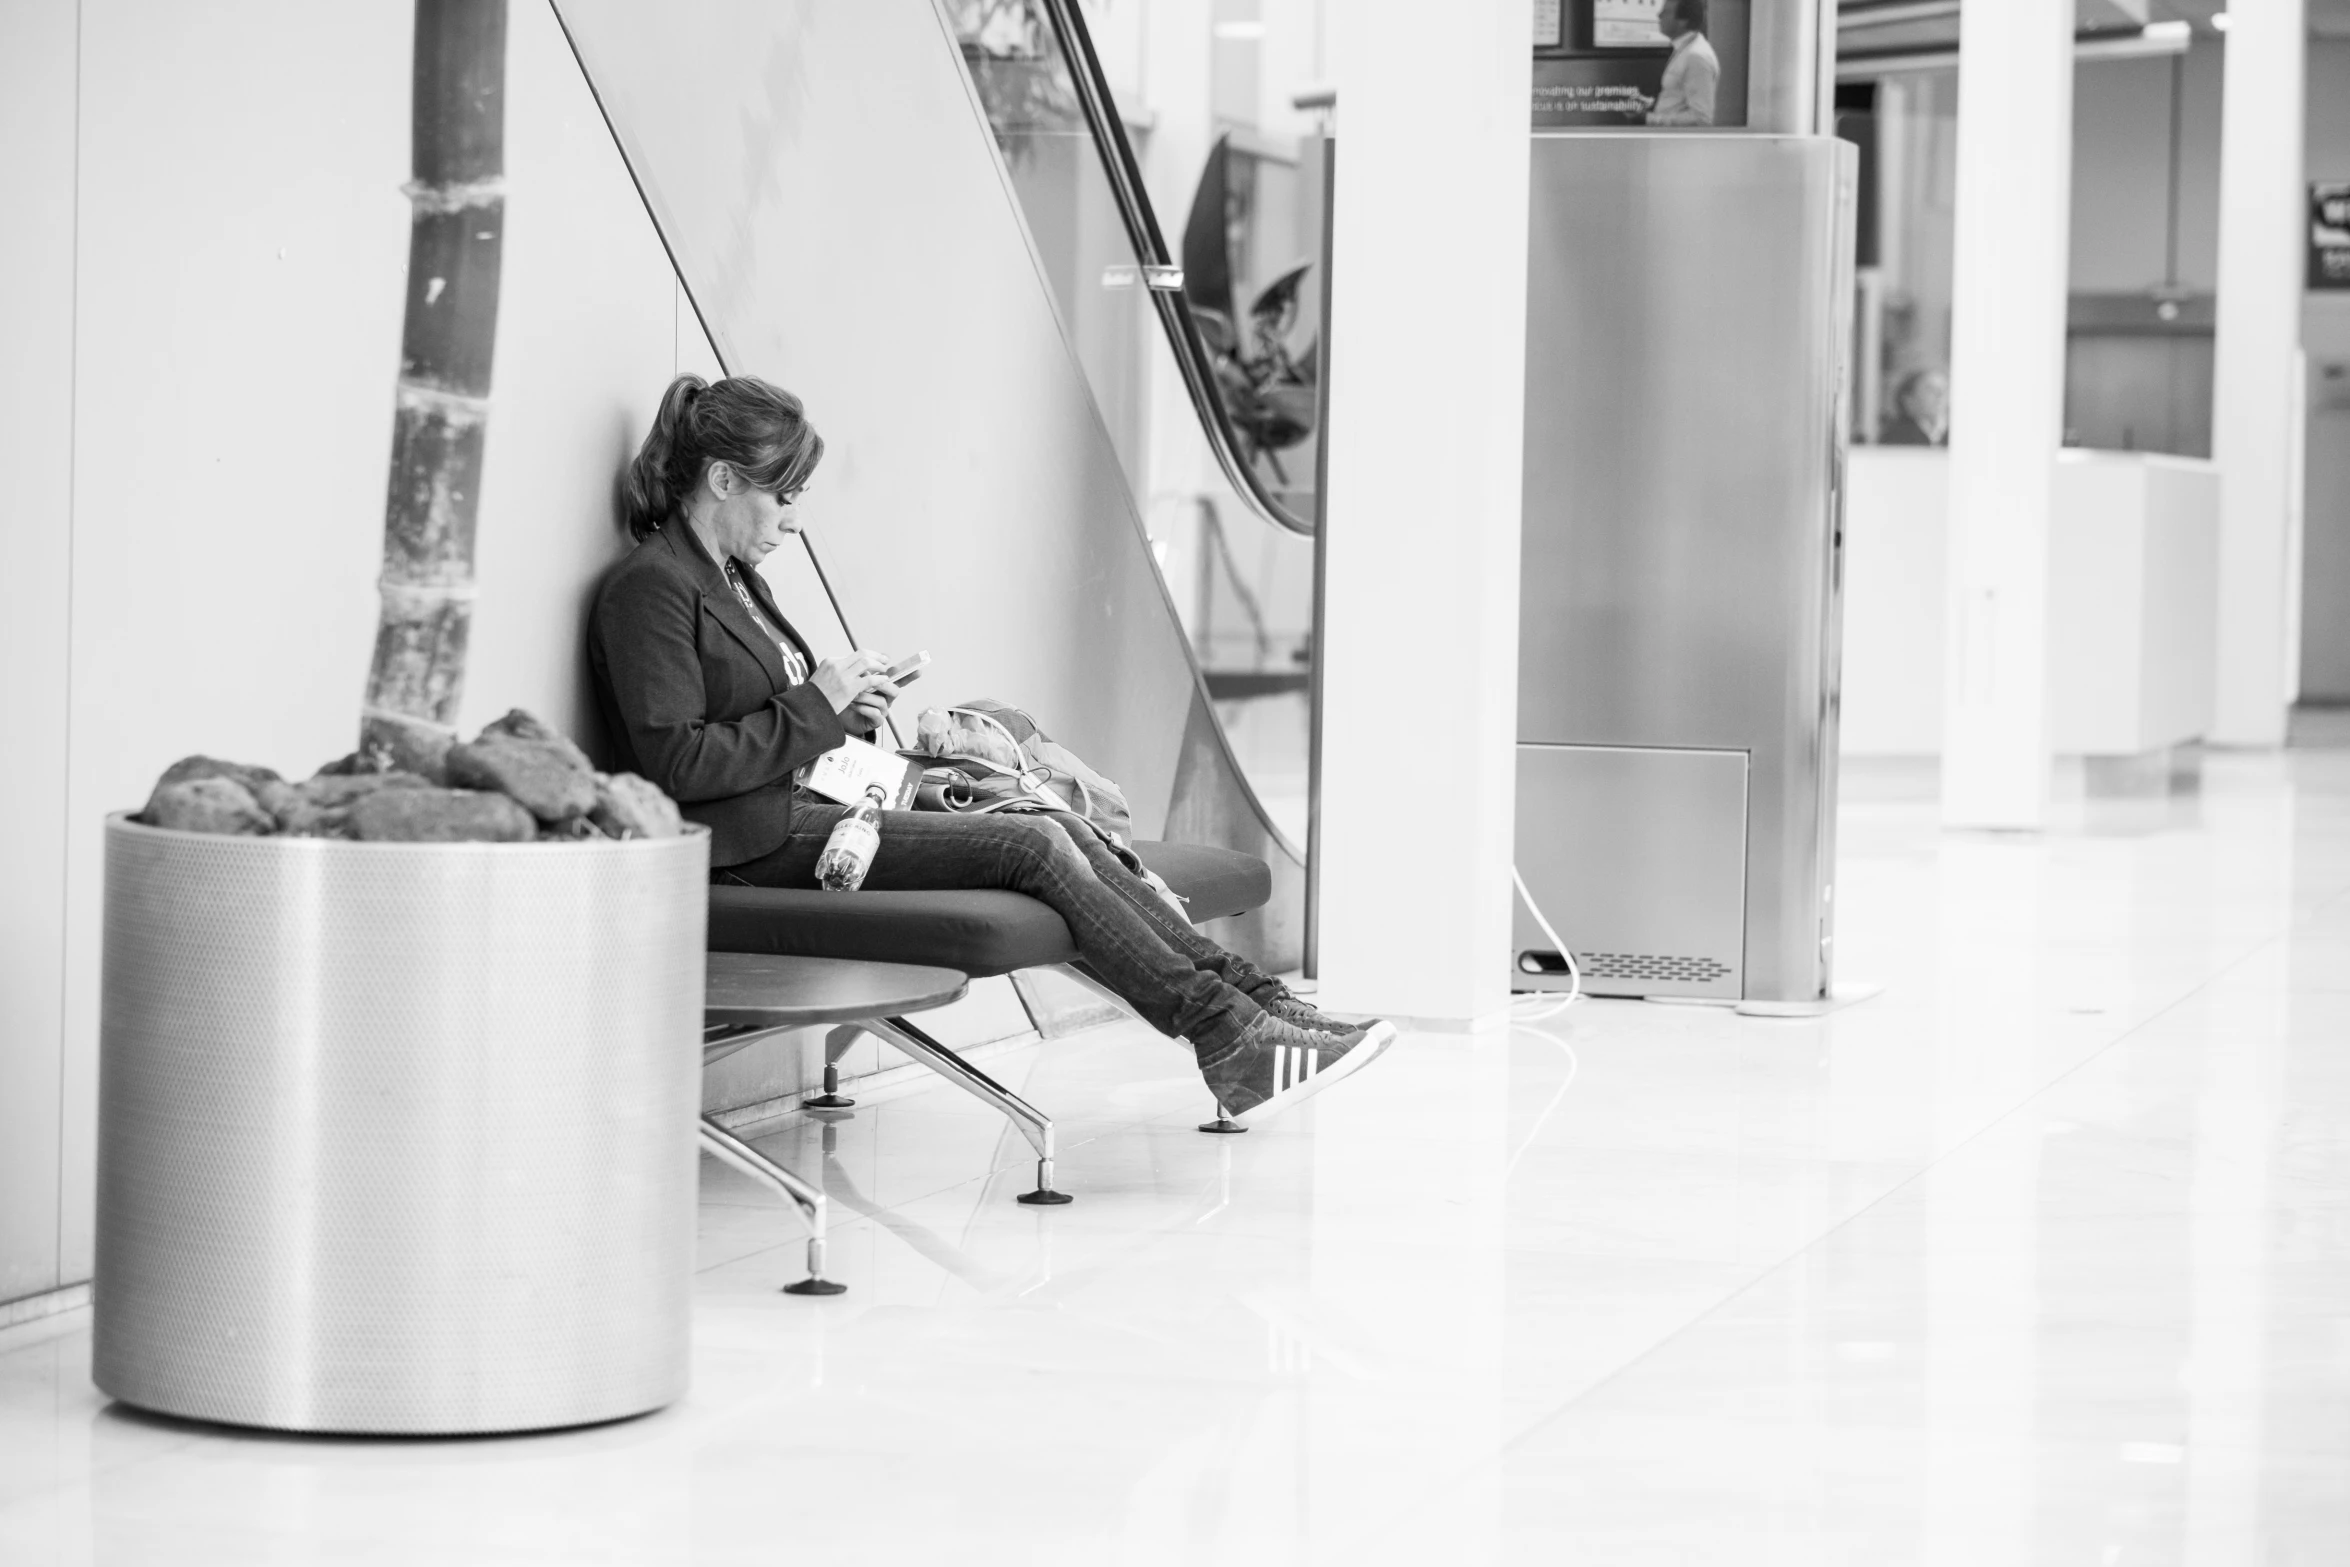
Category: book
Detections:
[{"x1": 799, "y1": 733, "x2": 923, "y2": 811}]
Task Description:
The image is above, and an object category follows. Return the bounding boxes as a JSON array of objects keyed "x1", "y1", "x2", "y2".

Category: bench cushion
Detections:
[
  {"x1": 706, "y1": 840, "x2": 1274, "y2": 978},
  {"x1": 1126, "y1": 840, "x2": 1272, "y2": 924}
]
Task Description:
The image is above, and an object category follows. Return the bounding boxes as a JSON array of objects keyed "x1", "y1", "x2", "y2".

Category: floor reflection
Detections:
[{"x1": 4, "y1": 751, "x2": 2350, "y2": 1563}]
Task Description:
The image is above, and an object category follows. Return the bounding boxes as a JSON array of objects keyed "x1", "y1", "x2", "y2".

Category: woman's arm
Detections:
[{"x1": 593, "y1": 565, "x2": 847, "y2": 804}]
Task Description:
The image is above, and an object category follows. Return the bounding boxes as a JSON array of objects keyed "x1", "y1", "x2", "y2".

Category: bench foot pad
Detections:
[
  {"x1": 1197, "y1": 1116, "x2": 1248, "y2": 1134},
  {"x1": 803, "y1": 1093, "x2": 856, "y2": 1110},
  {"x1": 783, "y1": 1277, "x2": 849, "y2": 1296},
  {"x1": 1016, "y1": 1156, "x2": 1072, "y2": 1204}
]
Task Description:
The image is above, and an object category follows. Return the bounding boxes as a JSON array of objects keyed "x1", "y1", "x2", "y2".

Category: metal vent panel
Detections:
[
  {"x1": 1512, "y1": 744, "x2": 1748, "y2": 1000},
  {"x1": 1530, "y1": 951, "x2": 1736, "y2": 985}
]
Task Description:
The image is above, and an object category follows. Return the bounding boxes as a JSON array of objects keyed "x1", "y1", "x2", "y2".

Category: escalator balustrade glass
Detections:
[{"x1": 947, "y1": 0, "x2": 1324, "y2": 846}]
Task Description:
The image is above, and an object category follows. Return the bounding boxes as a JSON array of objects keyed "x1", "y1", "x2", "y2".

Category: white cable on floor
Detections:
[
  {"x1": 1511, "y1": 865, "x2": 1582, "y2": 1020},
  {"x1": 1504, "y1": 1023, "x2": 1580, "y2": 1177}
]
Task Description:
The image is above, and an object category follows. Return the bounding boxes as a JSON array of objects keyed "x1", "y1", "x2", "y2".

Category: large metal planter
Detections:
[{"x1": 93, "y1": 814, "x2": 709, "y2": 1435}]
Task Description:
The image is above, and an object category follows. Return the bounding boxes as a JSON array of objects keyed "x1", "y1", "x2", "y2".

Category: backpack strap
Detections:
[{"x1": 948, "y1": 706, "x2": 1033, "y2": 771}]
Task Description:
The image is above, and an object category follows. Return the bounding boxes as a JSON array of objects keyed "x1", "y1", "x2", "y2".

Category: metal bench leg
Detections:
[
  {"x1": 861, "y1": 1015, "x2": 1072, "y2": 1205},
  {"x1": 697, "y1": 1116, "x2": 847, "y2": 1296},
  {"x1": 804, "y1": 1023, "x2": 864, "y2": 1110},
  {"x1": 1054, "y1": 960, "x2": 1135, "y2": 1015}
]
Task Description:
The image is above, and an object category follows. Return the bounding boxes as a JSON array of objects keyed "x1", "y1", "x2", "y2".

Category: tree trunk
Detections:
[{"x1": 362, "y1": 0, "x2": 508, "y2": 776}]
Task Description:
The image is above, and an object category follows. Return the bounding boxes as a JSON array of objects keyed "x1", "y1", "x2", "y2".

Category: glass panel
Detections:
[
  {"x1": 947, "y1": 0, "x2": 1323, "y2": 846},
  {"x1": 1175, "y1": 129, "x2": 1324, "y2": 521},
  {"x1": 1845, "y1": 71, "x2": 1958, "y2": 449},
  {"x1": 1844, "y1": 61, "x2": 2215, "y2": 459}
]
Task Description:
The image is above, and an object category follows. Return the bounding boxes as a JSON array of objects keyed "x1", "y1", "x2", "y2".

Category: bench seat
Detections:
[{"x1": 708, "y1": 840, "x2": 1272, "y2": 977}]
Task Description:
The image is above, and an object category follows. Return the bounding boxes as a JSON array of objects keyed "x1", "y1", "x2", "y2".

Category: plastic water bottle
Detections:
[{"x1": 815, "y1": 785, "x2": 887, "y2": 892}]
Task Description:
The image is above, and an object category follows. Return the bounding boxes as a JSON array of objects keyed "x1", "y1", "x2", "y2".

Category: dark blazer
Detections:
[{"x1": 587, "y1": 523, "x2": 846, "y2": 867}]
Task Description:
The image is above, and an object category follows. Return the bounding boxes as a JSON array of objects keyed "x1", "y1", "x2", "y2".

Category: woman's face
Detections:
[{"x1": 702, "y1": 461, "x2": 803, "y2": 565}]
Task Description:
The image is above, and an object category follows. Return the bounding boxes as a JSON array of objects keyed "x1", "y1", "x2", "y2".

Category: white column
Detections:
[
  {"x1": 2211, "y1": 0, "x2": 2308, "y2": 745},
  {"x1": 1940, "y1": 0, "x2": 2077, "y2": 830},
  {"x1": 1313, "y1": 1, "x2": 1528, "y2": 1025}
]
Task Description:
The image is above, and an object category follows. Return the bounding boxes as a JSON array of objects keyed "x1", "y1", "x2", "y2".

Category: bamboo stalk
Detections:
[{"x1": 362, "y1": 0, "x2": 508, "y2": 776}]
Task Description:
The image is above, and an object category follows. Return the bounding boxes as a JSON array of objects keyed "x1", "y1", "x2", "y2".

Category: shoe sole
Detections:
[{"x1": 1230, "y1": 1020, "x2": 1399, "y2": 1127}]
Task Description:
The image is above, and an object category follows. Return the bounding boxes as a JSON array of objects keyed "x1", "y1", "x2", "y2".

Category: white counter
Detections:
[{"x1": 1840, "y1": 448, "x2": 2219, "y2": 757}]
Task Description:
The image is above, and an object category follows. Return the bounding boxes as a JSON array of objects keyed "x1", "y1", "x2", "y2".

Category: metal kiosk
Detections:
[{"x1": 1514, "y1": 2, "x2": 1853, "y2": 1010}]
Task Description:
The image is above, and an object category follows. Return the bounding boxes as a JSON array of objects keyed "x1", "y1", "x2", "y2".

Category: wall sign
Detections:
[
  {"x1": 2313, "y1": 183, "x2": 2350, "y2": 291},
  {"x1": 1594, "y1": 0, "x2": 1666, "y2": 47},
  {"x1": 1533, "y1": 0, "x2": 1564, "y2": 49},
  {"x1": 1532, "y1": 0, "x2": 1750, "y2": 130}
]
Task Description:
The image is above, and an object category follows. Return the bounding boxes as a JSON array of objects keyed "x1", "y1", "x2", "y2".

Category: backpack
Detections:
[
  {"x1": 909, "y1": 701, "x2": 1192, "y2": 921},
  {"x1": 909, "y1": 701, "x2": 1133, "y2": 845}
]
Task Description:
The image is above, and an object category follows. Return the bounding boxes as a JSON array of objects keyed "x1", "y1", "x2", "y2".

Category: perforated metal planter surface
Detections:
[{"x1": 93, "y1": 815, "x2": 708, "y2": 1435}]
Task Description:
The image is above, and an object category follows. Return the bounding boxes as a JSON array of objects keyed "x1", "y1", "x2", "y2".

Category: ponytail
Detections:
[
  {"x1": 621, "y1": 373, "x2": 825, "y2": 541},
  {"x1": 621, "y1": 375, "x2": 703, "y2": 539}
]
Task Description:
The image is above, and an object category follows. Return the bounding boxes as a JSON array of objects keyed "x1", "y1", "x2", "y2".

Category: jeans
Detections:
[{"x1": 723, "y1": 805, "x2": 1273, "y2": 1062}]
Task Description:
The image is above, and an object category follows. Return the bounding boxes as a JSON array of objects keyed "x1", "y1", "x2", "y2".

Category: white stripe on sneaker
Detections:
[{"x1": 1230, "y1": 1020, "x2": 1400, "y2": 1127}]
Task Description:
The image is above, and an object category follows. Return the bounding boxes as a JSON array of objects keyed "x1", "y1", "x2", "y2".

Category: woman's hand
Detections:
[
  {"x1": 811, "y1": 651, "x2": 893, "y2": 718},
  {"x1": 842, "y1": 685, "x2": 902, "y2": 736}
]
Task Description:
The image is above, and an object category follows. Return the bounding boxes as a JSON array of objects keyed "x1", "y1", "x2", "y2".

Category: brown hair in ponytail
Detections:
[{"x1": 620, "y1": 374, "x2": 826, "y2": 540}]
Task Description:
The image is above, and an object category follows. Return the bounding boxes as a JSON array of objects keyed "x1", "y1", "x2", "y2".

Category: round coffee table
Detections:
[
  {"x1": 705, "y1": 952, "x2": 967, "y2": 1030},
  {"x1": 699, "y1": 953, "x2": 969, "y2": 1295}
]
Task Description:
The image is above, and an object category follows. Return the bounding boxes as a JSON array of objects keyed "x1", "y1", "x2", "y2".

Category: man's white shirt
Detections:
[{"x1": 1649, "y1": 30, "x2": 1719, "y2": 126}]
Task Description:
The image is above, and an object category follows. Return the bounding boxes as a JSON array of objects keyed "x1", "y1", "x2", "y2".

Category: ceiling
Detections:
[{"x1": 1837, "y1": 0, "x2": 2350, "y2": 58}]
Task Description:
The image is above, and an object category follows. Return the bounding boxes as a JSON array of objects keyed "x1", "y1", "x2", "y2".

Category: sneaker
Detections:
[{"x1": 1200, "y1": 1013, "x2": 1399, "y2": 1126}]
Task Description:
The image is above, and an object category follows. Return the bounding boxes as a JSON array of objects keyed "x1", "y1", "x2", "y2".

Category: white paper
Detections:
[
  {"x1": 799, "y1": 734, "x2": 923, "y2": 810},
  {"x1": 1595, "y1": 0, "x2": 1665, "y2": 48}
]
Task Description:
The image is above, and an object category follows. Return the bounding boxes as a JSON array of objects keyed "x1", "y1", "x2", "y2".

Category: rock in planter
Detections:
[
  {"x1": 480, "y1": 709, "x2": 594, "y2": 772},
  {"x1": 152, "y1": 755, "x2": 285, "y2": 798},
  {"x1": 145, "y1": 756, "x2": 293, "y2": 822},
  {"x1": 347, "y1": 787, "x2": 537, "y2": 843},
  {"x1": 130, "y1": 710, "x2": 681, "y2": 845},
  {"x1": 270, "y1": 772, "x2": 432, "y2": 838},
  {"x1": 144, "y1": 777, "x2": 275, "y2": 837},
  {"x1": 591, "y1": 773, "x2": 684, "y2": 840},
  {"x1": 445, "y1": 733, "x2": 598, "y2": 825}
]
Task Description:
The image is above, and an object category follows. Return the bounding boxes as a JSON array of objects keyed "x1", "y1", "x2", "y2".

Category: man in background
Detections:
[
  {"x1": 1646, "y1": 0, "x2": 1719, "y2": 127},
  {"x1": 1880, "y1": 368, "x2": 1951, "y2": 446}
]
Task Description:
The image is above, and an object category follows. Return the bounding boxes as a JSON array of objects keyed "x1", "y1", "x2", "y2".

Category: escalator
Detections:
[
  {"x1": 553, "y1": 0, "x2": 1322, "y2": 966},
  {"x1": 949, "y1": 1, "x2": 1327, "y2": 854}
]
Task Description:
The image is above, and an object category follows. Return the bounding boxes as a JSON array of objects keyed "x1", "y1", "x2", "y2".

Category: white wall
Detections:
[
  {"x1": 2300, "y1": 39, "x2": 2350, "y2": 699},
  {"x1": 1844, "y1": 448, "x2": 2220, "y2": 760},
  {"x1": 2309, "y1": 35, "x2": 2350, "y2": 181},
  {"x1": 2068, "y1": 44, "x2": 2223, "y2": 295},
  {"x1": 0, "y1": 0, "x2": 79, "y2": 1310},
  {"x1": 1841, "y1": 452, "x2": 1950, "y2": 756},
  {"x1": 0, "y1": 0, "x2": 695, "y2": 1311}
]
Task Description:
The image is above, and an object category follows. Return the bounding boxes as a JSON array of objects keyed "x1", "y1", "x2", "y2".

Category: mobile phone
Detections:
[{"x1": 884, "y1": 650, "x2": 930, "y2": 686}]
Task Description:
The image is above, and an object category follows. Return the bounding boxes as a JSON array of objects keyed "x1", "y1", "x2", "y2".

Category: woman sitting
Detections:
[{"x1": 587, "y1": 374, "x2": 1394, "y2": 1124}]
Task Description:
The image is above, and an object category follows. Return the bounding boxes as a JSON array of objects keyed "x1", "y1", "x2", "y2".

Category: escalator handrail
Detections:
[{"x1": 1037, "y1": 0, "x2": 1318, "y2": 539}]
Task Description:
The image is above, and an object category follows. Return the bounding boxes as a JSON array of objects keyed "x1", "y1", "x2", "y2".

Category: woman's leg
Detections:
[
  {"x1": 1033, "y1": 813, "x2": 1297, "y2": 1006},
  {"x1": 724, "y1": 807, "x2": 1259, "y2": 1061}
]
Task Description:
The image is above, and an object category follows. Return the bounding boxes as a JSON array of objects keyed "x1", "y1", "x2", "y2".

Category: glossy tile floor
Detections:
[{"x1": 7, "y1": 749, "x2": 2350, "y2": 1564}]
